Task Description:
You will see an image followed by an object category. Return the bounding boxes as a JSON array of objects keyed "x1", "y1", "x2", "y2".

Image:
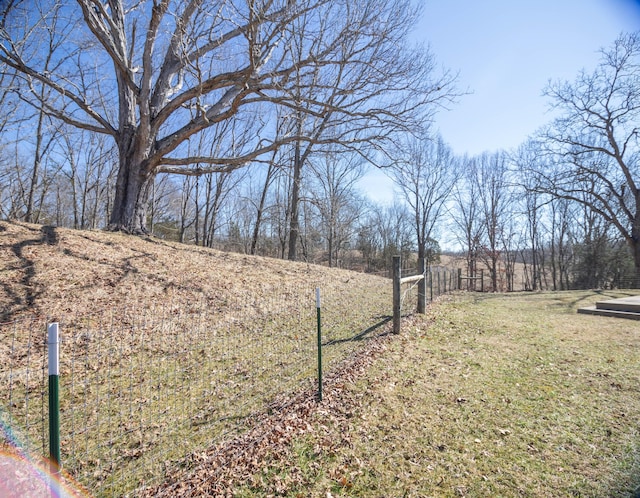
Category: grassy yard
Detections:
[
  {"x1": 3, "y1": 222, "x2": 640, "y2": 497},
  {"x1": 201, "y1": 290, "x2": 640, "y2": 497}
]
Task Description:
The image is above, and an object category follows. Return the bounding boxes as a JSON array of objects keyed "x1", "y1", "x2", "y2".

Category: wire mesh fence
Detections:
[
  {"x1": 398, "y1": 265, "x2": 460, "y2": 316},
  {"x1": 0, "y1": 265, "x2": 457, "y2": 496},
  {"x1": 1, "y1": 316, "x2": 49, "y2": 459}
]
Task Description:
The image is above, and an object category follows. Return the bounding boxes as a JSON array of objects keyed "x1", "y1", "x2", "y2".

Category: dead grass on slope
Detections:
[
  {"x1": 0, "y1": 221, "x2": 393, "y2": 495},
  {"x1": 1, "y1": 221, "x2": 387, "y2": 323}
]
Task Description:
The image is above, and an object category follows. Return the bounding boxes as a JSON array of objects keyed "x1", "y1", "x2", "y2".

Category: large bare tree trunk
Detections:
[
  {"x1": 288, "y1": 140, "x2": 302, "y2": 261},
  {"x1": 109, "y1": 150, "x2": 154, "y2": 234},
  {"x1": 109, "y1": 171, "x2": 153, "y2": 234},
  {"x1": 108, "y1": 66, "x2": 152, "y2": 234},
  {"x1": 631, "y1": 216, "x2": 640, "y2": 288}
]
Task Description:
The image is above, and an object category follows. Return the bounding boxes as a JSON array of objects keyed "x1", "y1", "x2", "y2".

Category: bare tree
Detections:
[
  {"x1": 58, "y1": 129, "x2": 116, "y2": 229},
  {"x1": 0, "y1": 66, "x2": 18, "y2": 133},
  {"x1": 148, "y1": 174, "x2": 181, "y2": 236},
  {"x1": 2, "y1": 112, "x2": 63, "y2": 223},
  {"x1": 376, "y1": 202, "x2": 415, "y2": 268},
  {"x1": 498, "y1": 204, "x2": 519, "y2": 291},
  {"x1": 451, "y1": 155, "x2": 484, "y2": 288},
  {"x1": 248, "y1": 157, "x2": 278, "y2": 255},
  {"x1": 191, "y1": 132, "x2": 248, "y2": 247},
  {"x1": 309, "y1": 150, "x2": 364, "y2": 267},
  {"x1": 0, "y1": 69, "x2": 19, "y2": 218},
  {"x1": 281, "y1": 0, "x2": 456, "y2": 260},
  {"x1": 390, "y1": 134, "x2": 458, "y2": 264},
  {"x1": 514, "y1": 139, "x2": 549, "y2": 290},
  {"x1": 535, "y1": 32, "x2": 640, "y2": 285},
  {"x1": 355, "y1": 202, "x2": 382, "y2": 272},
  {"x1": 1, "y1": 0, "x2": 455, "y2": 235},
  {"x1": 1, "y1": 0, "x2": 63, "y2": 223},
  {"x1": 548, "y1": 196, "x2": 573, "y2": 290},
  {"x1": 248, "y1": 107, "x2": 292, "y2": 255},
  {"x1": 474, "y1": 151, "x2": 512, "y2": 292}
]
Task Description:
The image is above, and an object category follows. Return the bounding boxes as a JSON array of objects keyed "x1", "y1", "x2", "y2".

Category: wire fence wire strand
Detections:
[
  {"x1": 0, "y1": 270, "x2": 454, "y2": 496},
  {"x1": 0, "y1": 317, "x2": 49, "y2": 458}
]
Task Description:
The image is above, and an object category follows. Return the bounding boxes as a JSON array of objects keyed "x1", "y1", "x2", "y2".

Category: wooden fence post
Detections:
[
  {"x1": 417, "y1": 258, "x2": 426, "y2": 314},
  {"x1": 316, "y1": 288, "x2": 323, "y2": 402},
  {"x1": 429, "y1": 269, "x2": 433, "y2": 301},
  {"x1": 393, "y1": 256, "x2": 401, "y2": 334},
  {"x1": 458, "y1": 268, "x2": 462, "y2": 289}
]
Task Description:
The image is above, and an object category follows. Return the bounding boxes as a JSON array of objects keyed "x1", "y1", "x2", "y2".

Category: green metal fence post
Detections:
[
  {"x1": 47, "y1": 322, "x2": 61, "y2": 495},
  {"x1": 316, "y1": 288, "x2": 323, "y2": 402}
]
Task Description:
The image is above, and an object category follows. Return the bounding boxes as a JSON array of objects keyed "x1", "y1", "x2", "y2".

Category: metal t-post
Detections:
[{"x1": 48, "y1": 323, "x2": 60, "y2": 497}]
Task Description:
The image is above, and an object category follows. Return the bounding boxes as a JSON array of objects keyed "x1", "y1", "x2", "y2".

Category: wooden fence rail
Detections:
[
  {"x1": 457, "y1": 268, "x2": 484, "y2": 292},
  {"x1": 392, "y1": 256, "x2": 463, "y2": 334}
]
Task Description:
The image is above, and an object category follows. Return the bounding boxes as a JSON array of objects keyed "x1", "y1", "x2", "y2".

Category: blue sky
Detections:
[
  {"x1": 360, "y1": 0, "x2": 640, "y2": 203},
  {"x1": 420, "y1": 0, "x2": 640, "y2": 156}
]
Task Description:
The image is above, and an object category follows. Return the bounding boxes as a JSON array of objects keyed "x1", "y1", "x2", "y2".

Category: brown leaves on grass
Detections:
[
  {"x1": 138, "y1": 333, "x2": 391, "y2": 497},
  {"x1": 1, "y1": 220, "x2": 397, "y2": 495}
]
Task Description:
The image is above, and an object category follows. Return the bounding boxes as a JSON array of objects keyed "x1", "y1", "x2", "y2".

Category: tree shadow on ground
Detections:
[
  {"x1": 556, "y1": 288, "x2": 638, "y2": 313},
  {"x1": 323, "y1": 315, "x2": 392, "y2": 346},
  {"x1": 1, "y1": 225, "x2": 58, "y2": 322},
  {"x1": 69, "y1": 231, "x2": 210, "y2": 295}
]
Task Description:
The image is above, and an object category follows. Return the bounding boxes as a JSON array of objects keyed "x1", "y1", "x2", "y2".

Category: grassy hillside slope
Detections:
[
  {"x1": 0, "y1": 221, "x2": 393, "y2": 496},
  {"x1": 1, "y1": 221, "x2": 386, "y2": 323}
]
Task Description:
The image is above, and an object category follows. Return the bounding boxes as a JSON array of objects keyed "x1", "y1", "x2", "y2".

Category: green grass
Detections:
[{"x1": 230, "y1": 290, "x2": 640, "y2": 497}]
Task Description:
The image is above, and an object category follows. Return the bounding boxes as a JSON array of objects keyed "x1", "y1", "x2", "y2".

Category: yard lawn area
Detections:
[{"x1": 231, "y1": 290, "x2": 640, "y2": 497}]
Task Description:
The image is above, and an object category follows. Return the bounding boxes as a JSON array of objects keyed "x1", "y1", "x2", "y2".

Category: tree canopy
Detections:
[{"x1": 0, "y1": 0, "x2": 455, "y2": 233}]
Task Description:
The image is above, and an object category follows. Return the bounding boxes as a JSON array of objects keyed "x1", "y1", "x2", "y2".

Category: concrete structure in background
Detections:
[{"x1": 578, "y1": 296, "x2": 640, "y2": 320}]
